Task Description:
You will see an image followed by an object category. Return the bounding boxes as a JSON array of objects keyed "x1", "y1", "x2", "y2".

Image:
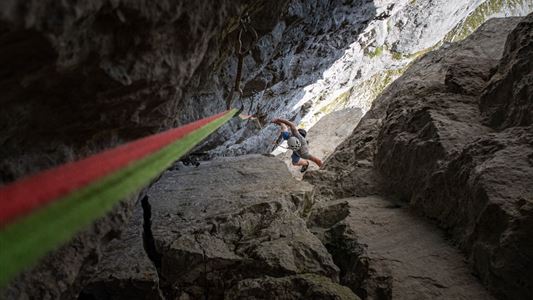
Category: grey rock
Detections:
[
  {"x1": 2, "y1": 195, "x2": 137, "y2": 300},
  {"x1": 480, "y1": 13, "x2": 533, "y2": 129},
  {"x1": 146, "y1": 155, "x2": 339, "y2": 299},
  {"x1": 310, "y1": 15, "x2": 532, "y2": 300},
  {"x1": 226, "y1": 273, "x2": 360, "y2": 300},
  {"x1": 375, "y1": 17, "x2": 522, "y2": 199},
  {"x1": 0, "y1": 0, "x2": 286, "y2": 183},
  {"x1": 79, "y1": 198, "x2": 163, "y2": 300},
  {"x1": 414, "y1": 126, "x2": 533, "y2": 299},
  {"x1": 370, "y1": 15, "x2": 532, "y2": 299},
  {"x1": 312, "y1": 196, "x2": 494, "y2": 300}
]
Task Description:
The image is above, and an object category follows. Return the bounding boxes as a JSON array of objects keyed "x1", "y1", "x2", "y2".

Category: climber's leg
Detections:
[
  {"x1": 307, "y1": 155, "x2": 323, "y2": 168},
  {"x1": 299, "y1": 152, "x2": 322, "y2": 168},
  {"x1": 291, "y1": 152, "x2": 310, "y2": 172}
]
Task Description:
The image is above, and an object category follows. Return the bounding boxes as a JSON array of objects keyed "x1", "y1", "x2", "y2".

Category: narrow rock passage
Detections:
[{"x1": 308, "y1": 196, "x2": 494, "y2": 300}]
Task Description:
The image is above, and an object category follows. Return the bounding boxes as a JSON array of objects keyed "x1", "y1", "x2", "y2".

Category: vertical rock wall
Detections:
[{"x1": 308, "y1": 14, "x2": 532, "y2": 299}]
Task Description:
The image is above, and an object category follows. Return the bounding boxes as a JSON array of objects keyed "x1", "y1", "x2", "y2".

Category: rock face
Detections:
[
  {"x1": 2, "y1": 0, "x2": 529, "y2": 184},
  {"x1": 308, "y1": 197, "x2": 494, "y2": 300},
  {"x1": 2, "y1": 195, "x2": 137, "y2": 300},
  {"x1": 1, "y1": 1, "x2": 532, "y2": 299},
  {"x1": 373, "y1": 15, "x2": 533, "y2": 299},
  {"x1": 480, "y1": 13, "x2": 533, "y2": 129},
  {"x1": 309, "y1": 15, "x2": 532, "y2": 300},
  {"x1": 374, "y1": 16, "x2": 521, "y2": 199},
  {"x1": 79, "y1": 197, "x2": 163, "y2": 300},
  {"x1": 207, "y1": 0, "x2": 533, "y2": 159},
  {"x1": 146, "y1": 155, "x2": 352, "y2": 299},
  {"x1": 0, "y1": 0, "x2": 288, "y2": 183},
  {"x1": 85, "y1": 155, "x2": 357, "y2": 299}
]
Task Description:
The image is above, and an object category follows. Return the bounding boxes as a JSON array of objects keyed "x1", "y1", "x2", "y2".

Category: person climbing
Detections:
[{"x1": 271, "y1": 118, "x2": 323, "y2": 172}]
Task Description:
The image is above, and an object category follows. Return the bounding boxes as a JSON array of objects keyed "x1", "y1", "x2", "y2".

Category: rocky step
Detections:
[
  {"x1": 81, "y1": 154, "x2": 359, "y2": 299},
  {"x1": 309, "y1": 196, "x2": 494, "y2": 300}
]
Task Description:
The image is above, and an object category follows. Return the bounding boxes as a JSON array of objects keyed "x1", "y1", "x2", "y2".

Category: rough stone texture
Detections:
[
  {"x1": 206, "y1": 0, "x2": 532, "y2": 160},
  {"x1": 375, "y1": 17, "x2": 521, "y2": 199},
  {"x1": 372, "y1": 16, "x2": 533, "y2": 299},
  {"x1": 2, "y1": 195, "x2": 137, "y2": 300},
  {"x1": 480, "y1": 13, "x2": 533, "y2": 129},
  {"x1": 0, "y1": 0, "x2": 286, "y2": 183},
  {"x1": 1, "y1": 1, "x2": 532, "y2": 299},
  {"x1": 225, "y1": 274, "x2": 359, "y2": 300},
  {"x1": 307, "y1": 15, "x2": 533, "y2": 300},
  {"x1": 202, "y1": 0, "x2": 379, "y2": 158},
  {"x1": 145, "y1": 155, "x2": 343, "y2": 299},
  {"x1": 309, "y1": 196, "x2": 494, "y2": 300},
  {"x1": 414, "y1": 126, "x2": 533, "y2": 300},
  {"x1": 79, "y1": 198, "x2": 163, "y2": 300},
  {"x1": 304, "y1": 112, "x2": 385, "y2": 201}
]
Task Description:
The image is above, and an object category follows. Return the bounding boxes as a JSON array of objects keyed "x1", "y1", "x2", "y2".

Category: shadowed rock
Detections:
[
  {"x1": 309, "y1": 196, "x2": 494, "y2": 300},
  {"x1": 307, "y1": 14, "x2": 532, "y2": 299}
]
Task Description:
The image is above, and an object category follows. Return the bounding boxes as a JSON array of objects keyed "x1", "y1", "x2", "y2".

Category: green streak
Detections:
[
  {"x1": 0, "y1": 109, "x2": 236, "y2": 287},
  {"x1": 444, "y1": 0, "x2": 527, "y2": 42},
  {"x1": 366, "y1": 46, "x2": 384, "y2": 58}
]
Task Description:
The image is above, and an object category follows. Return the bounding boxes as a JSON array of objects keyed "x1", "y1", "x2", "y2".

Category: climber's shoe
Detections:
[{"x1": 300, "y1": 161, "x2": 309, "y2": 173}]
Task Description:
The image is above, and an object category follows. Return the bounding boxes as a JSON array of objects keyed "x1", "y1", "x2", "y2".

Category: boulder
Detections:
[
  {"x1": 146, "y1": 155, "x2": 340, "y2": 299},
  {"x1": 225, "y1": 274, "x2": 359, "y2": 300}
]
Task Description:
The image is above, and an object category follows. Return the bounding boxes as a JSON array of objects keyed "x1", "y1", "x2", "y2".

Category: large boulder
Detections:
[{"x1": 144, "y1": 155, "x2": 345, "y2": 299}]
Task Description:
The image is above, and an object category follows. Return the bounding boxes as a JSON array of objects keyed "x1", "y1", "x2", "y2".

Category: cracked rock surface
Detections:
[
  {"x1": 307, "y1": 14, "x2": 533, "y2": 300},
  {"x1": 79, "y1": 196, "x2": 163, "y2": 300},
  {"x1": 374, "y1": 15, "x2": 533, "y2": 299},
  {"x1": 309, "y1": 196, "x2": 494, "y2": 300},
  {"x1": 143, "y1": 155, "x2": 357, "y2": 299}
]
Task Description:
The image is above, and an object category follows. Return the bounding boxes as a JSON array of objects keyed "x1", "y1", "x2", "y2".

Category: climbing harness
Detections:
[{"x1": 0, "y1": 109, "x2": 238, "y2": 287}]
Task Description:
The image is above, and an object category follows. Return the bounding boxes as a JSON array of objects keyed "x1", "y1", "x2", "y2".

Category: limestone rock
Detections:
[
  {"x1": 310, "y1": 197, "x2": 494, "y2": 300},
  {"x1": 146, "y1": 155, "x2": 339, "y2": 299},
  {"x1": 2, "y1": 196, "x2": 137, "y2": 299},
  {"x1": 311, "y1": 15, "x2": 532, "y2": 299},
  {"x1": 226, "y1": 274, "x2": 359, "y2": 300},
  {"x1": 375, "y1": 17, "x2": 521, "y2": 199},
  {"x1": 414, "y1": 126, "x2": 533, "y2": 299},
  {"x1": 0, "y1": 0, "x2": 285, "y2": 183},
  {"x1": 79, "y1": 198, "x2": 163, "y2": 300},
  {"x1": 371, "y1": 16, "x2": 533, "y2": 299},
  {"x1": 480, "y1": 13, "x2": 533, "y2": 129}
]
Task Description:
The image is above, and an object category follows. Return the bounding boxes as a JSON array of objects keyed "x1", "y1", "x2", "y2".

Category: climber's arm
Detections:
[{"x1": 272, "y1": 118, "x2": 299, "y2": 136}]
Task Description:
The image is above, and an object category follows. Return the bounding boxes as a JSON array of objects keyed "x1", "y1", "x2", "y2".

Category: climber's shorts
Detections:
[
  {"x1": 291, "y1": 152, "x2": 301, "y2": 164},
  {"x1": 291, "y1": 151, "x2": 311, "y2": 164}
]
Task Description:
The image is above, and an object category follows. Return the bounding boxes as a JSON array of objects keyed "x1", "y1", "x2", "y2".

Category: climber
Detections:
[{"x1": 271, "y1": 118, "x2": 323, "y2": 172}]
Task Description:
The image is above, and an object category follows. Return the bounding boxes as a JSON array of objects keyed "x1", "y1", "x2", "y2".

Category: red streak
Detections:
[{"x1": 0, "y1": 111, "x2": 230, "y2": 227}]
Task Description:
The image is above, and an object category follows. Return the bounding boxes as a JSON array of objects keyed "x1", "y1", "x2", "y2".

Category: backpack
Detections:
[{"x1": 297, "y1": 128, "x2": 309, "y2": 144}]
